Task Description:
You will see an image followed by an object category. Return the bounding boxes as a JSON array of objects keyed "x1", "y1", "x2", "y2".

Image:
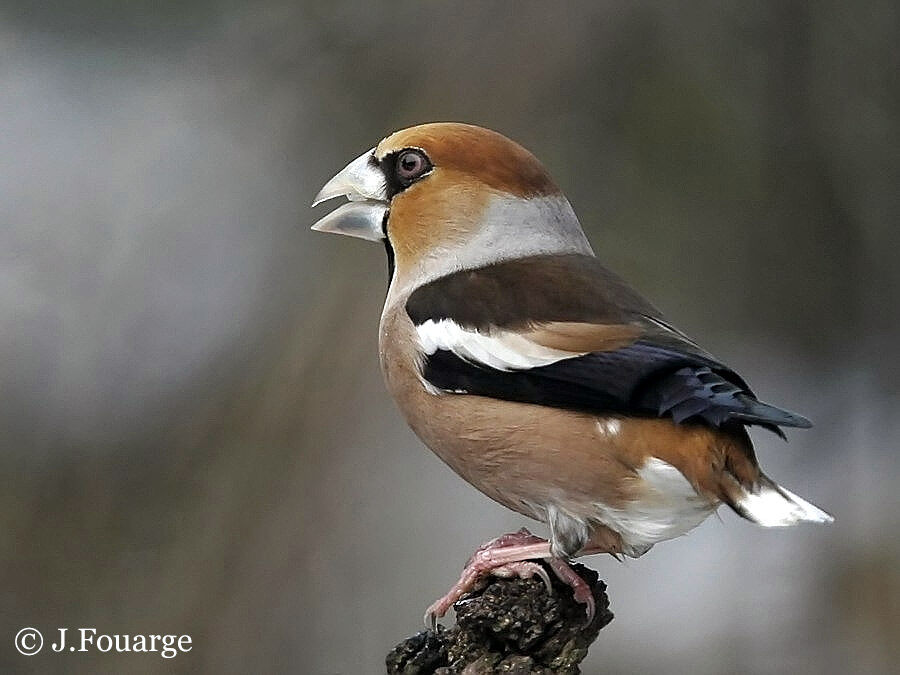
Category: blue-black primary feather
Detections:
[{"x1": 422, "y1": 342, "x2": 811, "y2": 436}]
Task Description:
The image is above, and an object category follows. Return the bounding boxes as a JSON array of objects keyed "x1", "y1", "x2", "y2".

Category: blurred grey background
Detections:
[{"x1": 1, "y1": 1, "x2": 898, "y2": 673}]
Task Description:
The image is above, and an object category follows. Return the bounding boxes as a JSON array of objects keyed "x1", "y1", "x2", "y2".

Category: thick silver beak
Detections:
[{"x1": 311, "y1": 148, "x2": 388, "y2": 242}]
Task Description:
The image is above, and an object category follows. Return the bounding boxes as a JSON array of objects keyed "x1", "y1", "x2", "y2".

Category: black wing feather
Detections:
[
  {"x1": 423, "y1": 344, "x2": 810, "y2": 435},
  {"x1": 410, "y1": 254, "x2": 812, "y2": 435}
]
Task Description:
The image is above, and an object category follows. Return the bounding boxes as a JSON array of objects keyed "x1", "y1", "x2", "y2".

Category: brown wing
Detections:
[{"x1": 522, "y1": 321, "x2": 643, "y2": 353}]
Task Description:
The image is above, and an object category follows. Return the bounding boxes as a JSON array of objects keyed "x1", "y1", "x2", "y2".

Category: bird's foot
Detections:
[{"x1": 423, "y1": 528, "x2": 595, "y2": 627}]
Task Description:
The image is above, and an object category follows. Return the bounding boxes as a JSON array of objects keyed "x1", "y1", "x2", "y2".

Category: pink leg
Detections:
[{"x1": 424, "y1": 528, "x2": 597, "y2": 627}]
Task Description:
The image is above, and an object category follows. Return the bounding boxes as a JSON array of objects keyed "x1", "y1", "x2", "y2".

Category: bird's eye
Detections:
[{"x1": 395, "y1": 149, "x2": 430, "y2": 184}]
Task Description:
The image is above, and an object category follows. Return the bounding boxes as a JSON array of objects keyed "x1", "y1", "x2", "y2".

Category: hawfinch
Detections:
[{"x1": 311, "y1": 123, "x2": 832, "y2": 624}]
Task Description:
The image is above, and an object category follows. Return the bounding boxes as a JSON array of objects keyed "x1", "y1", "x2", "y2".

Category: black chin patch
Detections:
[{"x1": 382, "y1": 211, "x2": 395, "y2": 283}]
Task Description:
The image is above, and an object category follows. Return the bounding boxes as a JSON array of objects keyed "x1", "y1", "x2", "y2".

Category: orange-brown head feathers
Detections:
[
  {"x1": 312, "y1": 123, "x2": 592, "y2": 290},
  {"x1": 374, "y1": 124, "x2": 572, "y2": 275},
  {"x1": 375, "y1": 123, "x2": 559, "y2": 200}
]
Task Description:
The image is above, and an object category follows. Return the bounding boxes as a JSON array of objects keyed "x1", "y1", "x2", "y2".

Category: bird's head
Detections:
[{"x1": 312, "y1": 123, "x2": 592, "y2": 288}]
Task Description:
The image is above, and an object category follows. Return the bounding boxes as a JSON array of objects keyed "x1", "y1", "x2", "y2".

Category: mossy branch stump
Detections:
[{"x1": 386, "y1": 563, "x2": 612, "y2": 675}]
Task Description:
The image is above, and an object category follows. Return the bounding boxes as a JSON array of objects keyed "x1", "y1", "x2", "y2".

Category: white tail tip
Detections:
[{"x1": 738, "y1": 480, "x2": 834, "y2": 527}]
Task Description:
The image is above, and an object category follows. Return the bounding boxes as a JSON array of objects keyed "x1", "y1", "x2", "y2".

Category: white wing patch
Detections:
[
  {"x1": 415, "y1": 318, "x2": 582, "y2": 372},
  {"x1": 596, "y1": 418, "x2": 621, "y2": 436}
]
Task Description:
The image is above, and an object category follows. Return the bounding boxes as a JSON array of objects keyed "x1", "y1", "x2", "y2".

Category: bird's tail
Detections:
[{"x1": 726, "y1": 474, "x2": 833, "y2": 526}]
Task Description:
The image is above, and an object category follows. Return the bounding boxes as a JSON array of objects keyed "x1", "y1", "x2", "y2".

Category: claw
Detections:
[
  {"x1": 491, "y1": 560, "x2": 553, "y2": 595},
  {"x1": 548, "y1": 557, "x2": 596, "y2": 625},
  {"x1": 424, "y1": 607, "x2": 437, "y2": 631}
]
